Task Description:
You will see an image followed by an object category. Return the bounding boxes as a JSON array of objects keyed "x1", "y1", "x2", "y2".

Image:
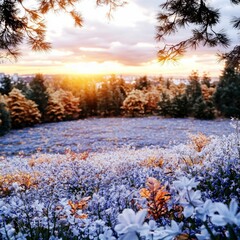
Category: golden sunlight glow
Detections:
[
  {"x1": 64, "y1": 61, "x2": 124, "y2": 75},
  {"x1": 0, "y1": 1, "x2": 226, "y2": 78},
  {"x1": 2, "y1": 55, "x2": 224, "y2": 77},
  {"x1": 61, "y1": 54, "x2": 224, "y2": 77}
]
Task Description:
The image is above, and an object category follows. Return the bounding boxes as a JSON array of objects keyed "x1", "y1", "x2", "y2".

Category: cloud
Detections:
[
  {"x1": 1, "y1": 0, "x2": 239, "y2": 76},
  {"x1": 48, "y1": 0, "x2": 239, "y2": 63}
]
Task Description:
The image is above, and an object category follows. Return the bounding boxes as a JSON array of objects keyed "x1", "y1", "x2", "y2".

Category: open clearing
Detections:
[{"x1": 0, "y1": 117, "x2": 233, "y2": 156}]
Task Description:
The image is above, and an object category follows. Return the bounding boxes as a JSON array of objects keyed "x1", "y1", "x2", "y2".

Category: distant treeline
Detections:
[{"x1": 1, "y1": 66, "x2": 240, "y2": 136}]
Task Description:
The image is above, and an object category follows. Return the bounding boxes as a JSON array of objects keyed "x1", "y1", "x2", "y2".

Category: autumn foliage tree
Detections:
[
  {"x1": 54, "y1": 89, "x2": 81, "y2": 120},
  {"x1": 5, "y1": 88, "x2": 41, "y2": 128},
  {"x1": 44, "y1": 93, "x2": 65, "y2": 122},
  {"x1": 44, "y1": 89, "x2": 81, "y2": 122},
  {"x1": 144, "y1": 87, "x2": 160, "y2": 114},
  {"x1": 121, "y1": 89, "x2": 147, "y2": 117}
]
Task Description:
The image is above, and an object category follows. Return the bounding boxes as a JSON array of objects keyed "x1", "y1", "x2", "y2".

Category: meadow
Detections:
[
  {"x1": 0, "y1": 117, "x2": 233, "y2": 156},
  {"x1": 0, "y1": 117, "x2": 239, "y2": 239}
]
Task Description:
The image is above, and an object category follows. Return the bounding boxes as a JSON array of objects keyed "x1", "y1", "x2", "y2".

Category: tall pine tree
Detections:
[
  {"x1": 214, "y1": 67, "x2": 240, "y2": 117},
  {"x1": 27, "y1": 74, "x2": 49, "y2": 116}
]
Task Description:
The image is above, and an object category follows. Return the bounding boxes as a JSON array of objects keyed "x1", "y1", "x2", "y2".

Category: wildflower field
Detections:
[{"x1": 0, "y1": 118, "x2": 239, "y2": 239}]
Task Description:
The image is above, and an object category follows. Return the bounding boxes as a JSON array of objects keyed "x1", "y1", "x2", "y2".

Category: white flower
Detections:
[
  {"x1": 0, "y1": 224, "x2": 15, "y2": 238},
  {"x1": 12, "y1": 182, "x2": 20, "y2": 192},
  {"x1": 196, "y1": 199, "x2": 216, "y2": 221},
  {"x1": 181, "y1": 190, "x2": 203, "y2": 218},
  {"x1": 32, "y1": 200, "x2": 44, "y2": 213},
  {"x1": 211, "y1": 199, "x2": 240, "y2": 226},
  {"x1": 173, "y1": 176, "x2": 199, "y2": 192},
  {"x1": 99, "y1": 229, "x2": 116, "y2": 240},
  {"x1": 195, "y1": 225, "x2": 211, "y2": 240},
  {"x1": 0, "y1": 200, "x2": 5, "y2": 208},
  {"x1": 114, "y1": 209, "x2": 148, "y2": 239},
  {"x1": 139, "y1": 220, "x2": 158, "y2": 240},
  {"x1": 153, "y1": 220, "x2": 183, "y2": 240}
]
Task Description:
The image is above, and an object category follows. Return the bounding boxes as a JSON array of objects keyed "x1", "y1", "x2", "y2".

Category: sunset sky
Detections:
[{"x1": 1, "y1": 0, "x2": 239, "y2": 77}]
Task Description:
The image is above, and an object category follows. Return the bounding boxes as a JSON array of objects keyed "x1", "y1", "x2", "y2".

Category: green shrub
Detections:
[{"x1": 0, "y1": 101, "x2": 11, "y2": 136}]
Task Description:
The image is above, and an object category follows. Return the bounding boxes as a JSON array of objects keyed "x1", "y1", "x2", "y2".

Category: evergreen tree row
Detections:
[{"x1": 1, "y1": 66, "x2": 240, "y2": 136}]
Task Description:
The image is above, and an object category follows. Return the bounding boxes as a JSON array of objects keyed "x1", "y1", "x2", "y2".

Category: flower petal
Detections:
[
  {"x1": 211, "y1": 215, "x2": 226, "y2": 226},
  {"x1": 183, "y1": 205, "x2": 194, "y2": 218},
  {"x1": 135, "y1": 209, "x2": 148, "y2": 225},
  {"x1": 229, "y1": 199, "x2": 238, "y2": 215}
]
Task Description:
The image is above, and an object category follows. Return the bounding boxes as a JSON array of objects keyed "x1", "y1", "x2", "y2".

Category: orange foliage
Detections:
[
  {"x1": 46, "y1": 89, "x2": 81, "y2": 122},
  {"x1": 121, "y1": 89, "x2": 147, "y2": 116},
  {"x1": 28, "y1": 151, "x2": 89, "y2": 169},
  {"x1": 189, "y1": 132, "x2": 210, "y2": 152},
  {"x1": 175, "y1": 233, "x2": 191, "y2": 240},
  {"x1": 28, "y1": 156, "x2": 52, "y2": 167},
  {"x1": 201, "y1": 85, "x2": 215, "y2": 101},
  {"x1": 5, "y1": 88, "x2": 41, "y2": 128},
  {"x1": 0, "y1": 172, "x2": 39, "y2": 196},
  {"x1": 144, "y1": 88, "x2": 160, "y2": 114},
  {"x1": 65, "y1": 149, "x2": 89, "y2": 161},
  {"x1": 68, "y1": 196, "x2": 91, "y2": 219},
  {"x1": 140, "y1": 177, "x2": 170, "y2": 220},
  {"x1": 140, "y1": 156, "x2": 164, "y2": 168}
]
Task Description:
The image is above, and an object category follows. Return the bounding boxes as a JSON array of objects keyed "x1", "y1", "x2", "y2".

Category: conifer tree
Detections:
[
  {"x1": 170, "y1": 94, "x2": 188, "y2": 118},
  {"x1": 97, "y1": 81, "x2": 113, "y2": 116},
  {"x1": 27, "y1": 74, "x2": 49, "y2": 116},
  {"x1": 214, "y1": 67, "x2": 240, "y2": 117},
  {"x1": 135, "y1": 76, "x2": 150, "y2": 90},
  {"x1": 0, "y1": 75, "x2": 12, "y2": 95},
  {"x1": 44, "y1": 91, "x2": 65, "y2": 122},
  {"x1": 158, "y1": 93, "x2": 172, "y2": 117},
  {"x1": 184, "y1": 71, "x2": 204, "y2": 117},
  {"x1": 97, "y1": 76, "x2": 126, "y2": 116},
  {"x1": 55, "y1": 89, "x2": 81, "y2": 120},
  {"x1": 13, "y1": 79, "x2": 30, "y2": 96},
  {"x1": 157, "y1": 0, "x2": 240, "y2": 69},
  {"x1": 0, "y1": 95, "x2": 11, "y2": 136}
]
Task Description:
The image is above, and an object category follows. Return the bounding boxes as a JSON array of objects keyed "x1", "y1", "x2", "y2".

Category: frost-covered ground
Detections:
[
  {"x1": 0, "y1": 117, "x2": 233, "y2": 156},
  {"x1": 0, "y1": 118, "x2": 239, "y2": 239}
]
